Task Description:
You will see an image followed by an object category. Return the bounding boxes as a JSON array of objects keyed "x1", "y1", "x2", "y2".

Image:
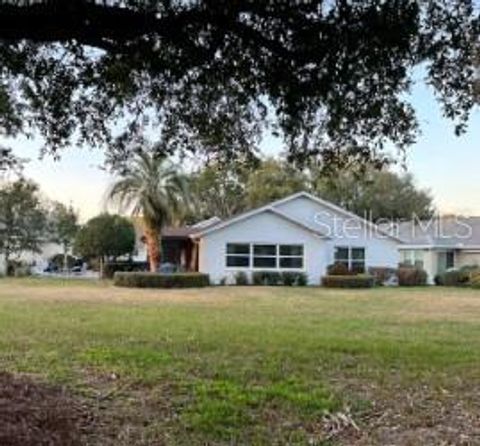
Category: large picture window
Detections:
[
  {"x1": 334, "y1": 246, "x2": 365, "y2": 273},
  {"x1": 226, "y1": 243, "x2": 250, "y2": 267},
  {"x1": 225, "y1": 243, "x2": 304, "y2": 269}
]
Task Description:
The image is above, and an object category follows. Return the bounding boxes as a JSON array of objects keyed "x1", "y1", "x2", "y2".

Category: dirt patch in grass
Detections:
[
  {"x1": 335, "y1": 380, "x2": 480, "y2": 446},
  {"x1": 0, "y1": 372, "x2": 90, "y2": 446}
]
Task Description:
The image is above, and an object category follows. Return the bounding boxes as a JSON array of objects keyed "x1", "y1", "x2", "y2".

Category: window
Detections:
[
  {"x1": 279, "y1": 244, "x2": 304, "y2": 269},
  {"x1": 334, "y1": 247, "x2": 350, "y2": 269},
  {"x1": 225, "y1": 243, "x2": 304, "y2": 269},
  {"x1": 253, "y1": 244, "x2": 277, "y2": 268},
  {"x1": 401, "y1": 250, "x2": 424, "y2": 268},
  {"x1": 446, "y1": 251, "x2": 455, "y2": 269},
  {"x1": 226, "y1": 244, "x2": 250, "y2": 267},
  {"x1": 334, "y1": 246, "x2": 366, "y2": 272},
  {"x1": 351, "y1": 247, "x2": 366, "y2": 273}
]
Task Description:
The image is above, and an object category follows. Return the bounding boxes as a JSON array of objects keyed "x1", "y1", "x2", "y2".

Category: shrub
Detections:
[
  {"x1": 280, "y1": 271, "x2": 307, "y2": 286},
  {"x1": 252, "y1": 271, "x2": 281, "y2": 286},
  {"x1": 327, "y1": 262, "x2": 352, "y2": 276},
  {"x1": 234, "y1": 271, "x2": 249, "y2": 286},
  {"x1": 397, "y1": 267, "x2": 427, "y2": 286},
  {"x1": 321, "y1": 274, "x2": 375, "y2": 288},
  {"x1": 103, "y1": 261, "x2": 148, "y2": 279},
  {"x1": 114, "y1": 272, "x2": 210, "y2": 288},
  {"x1": 296, "y1": 272, "x2": 308, "y2": 286},
  {"x1": 438, "y1": 270, "x2": 468, "y2": 287},
  {"x1": 7, "y1": 260, "x2": 31, "y2": 277},
  {"x1": 368, "y1": 267, "x2": 398, "y2": 286},
  {"x1": 470, "y1": 271, "x2": 480, "y2": 288}
]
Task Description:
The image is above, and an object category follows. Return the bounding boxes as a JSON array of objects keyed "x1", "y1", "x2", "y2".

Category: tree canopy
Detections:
[
  {"x1": 74, "y1": 213, "x2": 135, "y2": 264},
  {"x1": 190, "y1": 157, "x2": 434, "y2": 221},
  {"x1": 313, "y1": 168, "x2": 435, "y2": 222},
  {"x1": 0, "y1": 178, "x2": 47, "y2": 269},
  {"x1": 0, "y1": 1, "x2": 478, "y2": 170}
]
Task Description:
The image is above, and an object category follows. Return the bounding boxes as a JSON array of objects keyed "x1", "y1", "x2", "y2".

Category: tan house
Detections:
[{"x1": 395, "y1": 217, "x2": 480, "y2": 283}]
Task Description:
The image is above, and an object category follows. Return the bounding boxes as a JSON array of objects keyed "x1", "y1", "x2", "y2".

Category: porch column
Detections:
[{"x1": 190, "y1": 240, "x2": 199, "y2": 272}]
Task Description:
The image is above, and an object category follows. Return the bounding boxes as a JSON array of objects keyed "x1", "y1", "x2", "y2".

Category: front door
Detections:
[{"x1": 437, "y1": 250, "x2": 455, "y2": 274}]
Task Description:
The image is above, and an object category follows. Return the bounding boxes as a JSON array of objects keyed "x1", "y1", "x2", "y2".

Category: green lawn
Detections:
[{"x1": 1, "y1": 278, "x2": 480, "y2": 445}]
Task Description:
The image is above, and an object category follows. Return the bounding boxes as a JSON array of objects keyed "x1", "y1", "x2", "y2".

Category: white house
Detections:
[
  {"x1": 394, "y1": 217, "x2": 480, "y2": 284},
  {"x1": 0, "y1": 242, "x2": 63, "y2": 276},
  {"x1": 192, "y1": 192, "x2": 401, "y2": 285}
]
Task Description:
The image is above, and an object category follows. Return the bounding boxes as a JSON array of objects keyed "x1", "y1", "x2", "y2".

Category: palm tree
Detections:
[{"x1": 108, "y1": 152, "x2": 190, "y2": 272}]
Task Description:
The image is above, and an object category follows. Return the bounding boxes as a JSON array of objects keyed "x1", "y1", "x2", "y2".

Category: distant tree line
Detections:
[{"x1": 189, "y1": 158, "x2": 435, "y2": 223}]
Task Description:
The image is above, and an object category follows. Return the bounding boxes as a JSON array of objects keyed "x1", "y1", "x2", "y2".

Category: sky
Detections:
[{"x1": 2, "y1": 78, "x2": 480, "y2": 222}]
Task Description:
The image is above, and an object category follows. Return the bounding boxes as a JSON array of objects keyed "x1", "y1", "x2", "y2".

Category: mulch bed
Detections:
[{"x1": 0, "y1": 372, "x2": 89, "y2": 446}]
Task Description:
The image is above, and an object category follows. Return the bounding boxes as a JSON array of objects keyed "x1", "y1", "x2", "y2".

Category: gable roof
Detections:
[
  {"x1": 191, "y1": 203, "x2": 330, "y2": 239},
  {"x1": 192, "y1": 191, "x2": 401, "y2": 242}
]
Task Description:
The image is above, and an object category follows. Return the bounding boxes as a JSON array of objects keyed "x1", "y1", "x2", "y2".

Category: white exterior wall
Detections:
[
  {"x1": 199, "y1": 211, "x2": 328, "y2": 285},
  {"x1": 274, "y1": 196, "x2": 400, "y2": 269},
  {"x1": 456, "y1": 251, "x2": 480, "y2": 268}
]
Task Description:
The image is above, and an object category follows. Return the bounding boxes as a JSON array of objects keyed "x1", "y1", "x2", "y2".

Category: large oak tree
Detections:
[{"x1": 0, "y1": 1, "x2": 478, "y2": 169}]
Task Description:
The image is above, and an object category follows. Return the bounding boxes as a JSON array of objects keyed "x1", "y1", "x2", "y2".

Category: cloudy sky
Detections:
[{"x1": 3, "y1": 76, "x2": 480, "y2": 222}]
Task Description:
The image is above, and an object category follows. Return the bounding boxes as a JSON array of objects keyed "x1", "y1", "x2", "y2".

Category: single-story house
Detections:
[
  {"x1": 190, "y1": 191, "x2": 401, "y2": 285},
  {"x1": 394, "y1": 217, "x2": 480, "y2": 283}
]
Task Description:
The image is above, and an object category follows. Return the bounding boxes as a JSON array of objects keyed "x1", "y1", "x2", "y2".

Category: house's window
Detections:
[
  {"x1": 253, "y1": 244, "x2": 277, "y2": 268},
  {"x1": 226, "y1": 243, "x2": 250, "y2": 267},
  {"x1": 279, "y1": 245, "x2": 304, "y2": 268},
  {"x1": 334, "y1": 246, "x2": 366, "y2": 272},
  {"x1": 351, "y1": 247, "x2": 366, "y2": 273},
  {"x1": 401, "y1": 250, "x2": 424, "y2": 268},
  {"x1": 226, "y1": 243, "x2": 305, "y2": 269},
  {"x1": 446, "y1": 251, "x2": 455, "y2": 269}
]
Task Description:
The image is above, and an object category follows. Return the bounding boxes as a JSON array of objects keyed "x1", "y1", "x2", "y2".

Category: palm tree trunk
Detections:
[{"x1": 145, "y1": 225, "x2": 161, "y2": 272}]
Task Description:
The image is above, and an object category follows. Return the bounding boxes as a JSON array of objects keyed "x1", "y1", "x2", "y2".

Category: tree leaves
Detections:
[{"x1": 0, "y1": 1, "x2": 478, "y2": 169}]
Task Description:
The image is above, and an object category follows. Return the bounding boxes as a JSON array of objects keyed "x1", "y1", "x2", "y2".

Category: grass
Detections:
[{"x1": 0, "y1": 278, "x2": 480, "y2": 444}]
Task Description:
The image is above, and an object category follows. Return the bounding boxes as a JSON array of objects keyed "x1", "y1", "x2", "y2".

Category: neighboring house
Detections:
[
  {"x1": 0, "y1": 242, "x2": 63, "y2": 275},
  {"x1": 192, "y1": 192, "x2": 401, "y2": 285},
  {"x1": 394, "y1": 217, "x2": 480, "y2": 283}
]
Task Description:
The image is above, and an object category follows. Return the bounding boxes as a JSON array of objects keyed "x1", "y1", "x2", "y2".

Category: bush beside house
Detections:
[
  {"x1": 435, "y1": 265, "x2": 480, "y2": 287},
  {"x1": 114, "y1": 272, "x2": 210, "y2": 288},
  {"x1": 321, "y1": 274, "x2": 375, "y2": 288},
  {"x1": 397, "y1": 266, "x2": 428, "y2": 286}
]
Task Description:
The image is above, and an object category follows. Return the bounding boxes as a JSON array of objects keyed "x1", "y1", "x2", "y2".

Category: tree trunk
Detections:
[
  {"x1": 63, "y1": 244, "x2": 68, "y2": 274},
  {"x1": 144, "y1": 225, "x2": 161, "y2": 272},
  {"x1": 3, "y1": 251, "x2": 9, "y2": 277},
  {"x1": 99, "y1": 256, "x2": 104, "y2": 279}
]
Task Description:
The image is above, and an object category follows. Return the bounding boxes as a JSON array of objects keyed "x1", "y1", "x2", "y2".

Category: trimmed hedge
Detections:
[
  {"x1": 321, "y1": 274, "x2": 375, "y2": 288},
  {"x1": 104, "y1": 261, "x2": 148, "y2": 279},
  {"x1": 114, "y1": 272, "x2": 210, "y2": 288},
  {"x1": 327, "y1": 262, "x2": 352, "y2": 276},
  {"x1": 397, "y1": 267, "x2": 427, "y2": 286}
]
